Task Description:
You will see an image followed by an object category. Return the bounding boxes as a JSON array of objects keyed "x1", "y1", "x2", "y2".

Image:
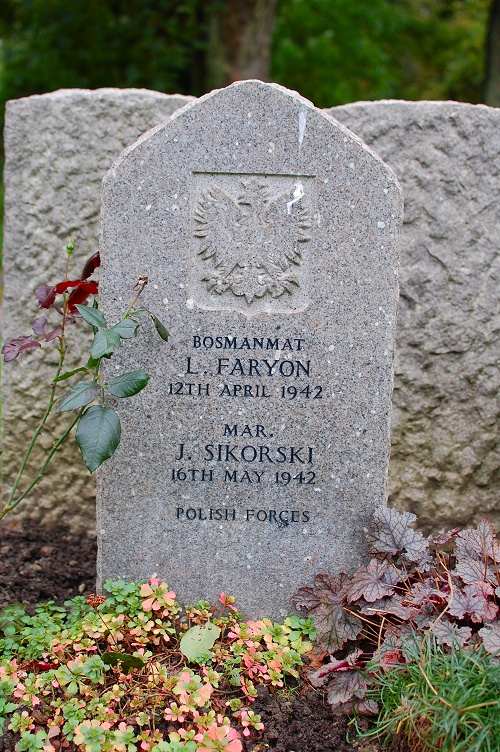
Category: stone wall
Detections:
[
  {"x1": 2, "y1": 89, "x2": 193, "y2": 534},
  {"x1": 327, "y1": 101, "x2": 500, "y2": 532}
]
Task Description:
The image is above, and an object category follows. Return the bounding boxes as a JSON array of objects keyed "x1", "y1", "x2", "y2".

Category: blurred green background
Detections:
[{"x1": 0, "y1": 0, "x2": 498, "y2": 258}]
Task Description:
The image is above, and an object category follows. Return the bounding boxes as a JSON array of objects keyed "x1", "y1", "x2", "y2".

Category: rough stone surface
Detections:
[
  {"x1": 2, "y1": 88, "x2": 193, "y2": 534},
  {"x1": 97, "y1": 80, "x2": 402, "y2": 617},
  {"x1": 327, "y1": 100, "x2": 500, "y2": 532}
]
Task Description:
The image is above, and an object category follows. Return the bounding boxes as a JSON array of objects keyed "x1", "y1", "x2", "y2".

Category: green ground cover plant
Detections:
[
  {"x1": 1, "y1": 244, "x2": 169, "y2": 520},
  {"x1": 0, "y1": 582, "x2": 315, "y2": 751}
]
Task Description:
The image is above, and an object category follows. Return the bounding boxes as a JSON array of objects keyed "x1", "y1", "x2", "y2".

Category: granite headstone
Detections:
[
  {"x1": 2, "y1": 88, "x2": 193, "y2": 533},
  {"x1": 97, "y1": 80, "x2": 403, "y2": 617},
  {"x1": 327, "y1": 100, "x2": 500, "y2": 532}
]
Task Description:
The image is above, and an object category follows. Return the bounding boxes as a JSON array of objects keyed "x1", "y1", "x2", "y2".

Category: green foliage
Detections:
[
  {"x1": 358, "y1": 634, "x2": 500, "y2": 752},
  {"x1": 272, "y1": 0, "x2": 490, "y2": 107},
  {"x1": 0, "y1": 580, "x2": 311, "y2": 751}
]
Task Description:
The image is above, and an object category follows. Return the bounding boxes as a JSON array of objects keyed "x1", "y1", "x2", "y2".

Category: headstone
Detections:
[
  {"x1": 98, "y1": 80, "x2": 402, "y2": 617},
  {"x1": 2, "y1": 88, "x2": 194, "y2": 533},
  {"x1": 327, "y1": 100, "x2": 500, "y2": 533}
]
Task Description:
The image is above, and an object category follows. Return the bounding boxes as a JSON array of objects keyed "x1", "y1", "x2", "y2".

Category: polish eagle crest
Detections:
[{"x1": 193, "y1": 178, "x2": 311, "y2": 304}]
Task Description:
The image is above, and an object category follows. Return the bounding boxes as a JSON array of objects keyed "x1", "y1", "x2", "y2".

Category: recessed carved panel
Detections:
[{"x1": 190, "y1": 173, "x2": 314, "y2": 314}]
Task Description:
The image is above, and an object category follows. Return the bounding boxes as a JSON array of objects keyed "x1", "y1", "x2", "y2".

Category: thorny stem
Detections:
[
  {"x1": 1, "y1": 407, "x2": 85, "y2": 519},
  {"x1": 2, "y1": 247, "x2": 76, "y2": 519}
]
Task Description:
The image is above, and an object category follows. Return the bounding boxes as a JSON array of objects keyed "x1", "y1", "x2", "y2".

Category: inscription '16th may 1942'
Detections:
[{"x1": 168, "y1": 334, "x2": 323, "y2": 518}]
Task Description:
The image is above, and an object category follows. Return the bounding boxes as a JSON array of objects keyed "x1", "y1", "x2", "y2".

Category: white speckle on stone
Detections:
[
  {"x1": 172, "y1": 204, "x2": 179, "y2": 211},
  {"x1": 383, "y1": 187, "x2": 388, "y2": 194},
  {"x1": 268, "y1": 142, "x2": 275, "y2": 153},
  {"x1": 343, "y1": 137, "x2": 348, "y2": 142},
  {"x1": 274, "y1": 350, "x2": 281, "y2": 361},
  {"x1": 173, "y1": 193, "x2": 178, "y2": 199},
  {"x1": 304, "y1": 556, "x2": 312, "y2": 562},
  {"x1": 131, "y1": 490, "x2": 135, "y2": 497},
  {"x1": 145, "y1": 204, "x2": 152, "y2": 212},
  {"x1": 286, "y1": 182, "x2": 304, "y2": 215},
  {"x1": 377, "y1": 221, "x2": 386, "y2": 229},
  {"x1": 279, "y1": 583, "x2": 284, "y2": 588},
  {"x1": 181, "y1": 494, "x2": 190, "y2": 500},
  {"x1": 358, "y1": 373, "x2": 362, "y2": 377},
  {"x1": 314, "y1": 487, "x2": 321, "y2": 492},
  {"x1": 247, "y1": 564, "x2": 251, "y2": 570},
  {"x1": 173, "y1": 137, "x2": 178, "y2": 142},
  {"x1": 186, "y1": 299, "x2": 194, "y2": 310},
  {"x1": 328, "y1": 344, "x2": 334, "y2": 352},
  {"x1": 349, "y1": 163, "x2": 355, "y2": 169},
  {"x1": 163, "y1": 297, "x2": 169, "y2": 305},
  {"x1": 153, "y1": 284, "x2": 158, "y2": 290},
  {"x1": 179, "y1": 283, "x2": 185, "y2": 289}
]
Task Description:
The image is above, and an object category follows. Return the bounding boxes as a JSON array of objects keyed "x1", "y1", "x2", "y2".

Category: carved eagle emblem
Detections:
[{"x1": 193, "y1": 179, "x2": 311, "y2": 304}]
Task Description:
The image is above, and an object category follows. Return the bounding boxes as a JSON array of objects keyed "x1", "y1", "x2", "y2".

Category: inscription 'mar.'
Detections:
[{"x1": 191, "y1": 173, "x2": 313, "y2": 313}]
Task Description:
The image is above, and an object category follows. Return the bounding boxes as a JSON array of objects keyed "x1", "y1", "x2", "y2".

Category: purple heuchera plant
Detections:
[{"x1": 292, "y1": 506, "x2": 500, "y2": 715}]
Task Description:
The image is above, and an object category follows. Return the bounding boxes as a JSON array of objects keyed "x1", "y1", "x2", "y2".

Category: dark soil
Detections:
[{"x1": 0, "y1": 521, "x2": 381, "y2": 752}]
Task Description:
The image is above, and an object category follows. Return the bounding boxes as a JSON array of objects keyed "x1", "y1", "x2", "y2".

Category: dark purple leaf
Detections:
[
  {"x1": 431, "y1": 617, "x2": 472, "y2": 647},
  {"x1": 292, "y1": 573, "x2": 362, "y2": 652},
  {"x1": 366, "y1": 506, "x2": 429, "y2": 564},
  {"x1": 360, "y1": 594, "x2": 418, "y2": 621},
  {"x1": 35, "y1": 285, "x2": 57, "y2": 308},
  {"x1": 478, "y1": 624, "x2": 500, "y2": 654},
  {"x1": 345, "y1": 559, "x2": 395, "y2": 603},
  {"x1": 431, "y1": 528, "x2": 460, "y2": 546},
  {"x1": 81, "y1": 251, "x2": 100, "y2": 280},
  {"x1": 456, "y1": 519, "x2": 500, "y2": 563},
  {"x1": 407, "y1": 580, "x2": 449, "y2": 607},
  {"x1": 326, "y1": 670, "x2": 370, "y2": 709},
  {"x1": 449, "y1": 584, "x2": 488, "y2": 623},
  {"x1": 309, "y1": 650, "x2": 363, "y2": 687},
  {"x1": 32, "y1": 316, "x2": 48, "y2": 336}
]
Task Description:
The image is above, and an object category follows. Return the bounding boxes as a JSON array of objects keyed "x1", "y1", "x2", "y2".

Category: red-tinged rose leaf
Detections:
[
  {"x1": 54, "y1": 279, "x2": 83, "y2": 293},
  {"x1": 456, "y1": 519, "x2": 500, "y2": 563},
  {"x1": 449, "y1": 584, "x2": 488, "y2": 623},
  {"x1": 32, "y1": 316, "x2": 48, "y2": 336},
  {"x1": 431, "y1": 617, "x2": 472, "y2": 647},
  {"x1": 292, "y1": 573, "x2": 362, "y2": 652},
  {"x1": 326, "y1": 669, "x2": 370, "y2": 709},
  {"x1": 2, "y1": 336, "x2": 42, "y2": 362},
  {"x1": 360, "y1": 594, "x2": 418, "y2": 621},
  {"x1": 345, "y1": 559, "x2": 395, "y2": 603},
  {"x1": 45, "y1": 326, "x2": 62, "y2": 342},
  {"x1": 81, "y1": 251, "x2": 100, "y2": 280},
  {"x1": 35, "y1": 284, "x2": 57, "y2": 308},
  {"x1": 67, "y1": 281, "x2": 99, "y2": 310},
  {"x1": 478, "y1": 624, "x2": 500, "y2": 654},
  {"x1": 366, "y1": 506, "x2": 429, "y2": 564}
]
